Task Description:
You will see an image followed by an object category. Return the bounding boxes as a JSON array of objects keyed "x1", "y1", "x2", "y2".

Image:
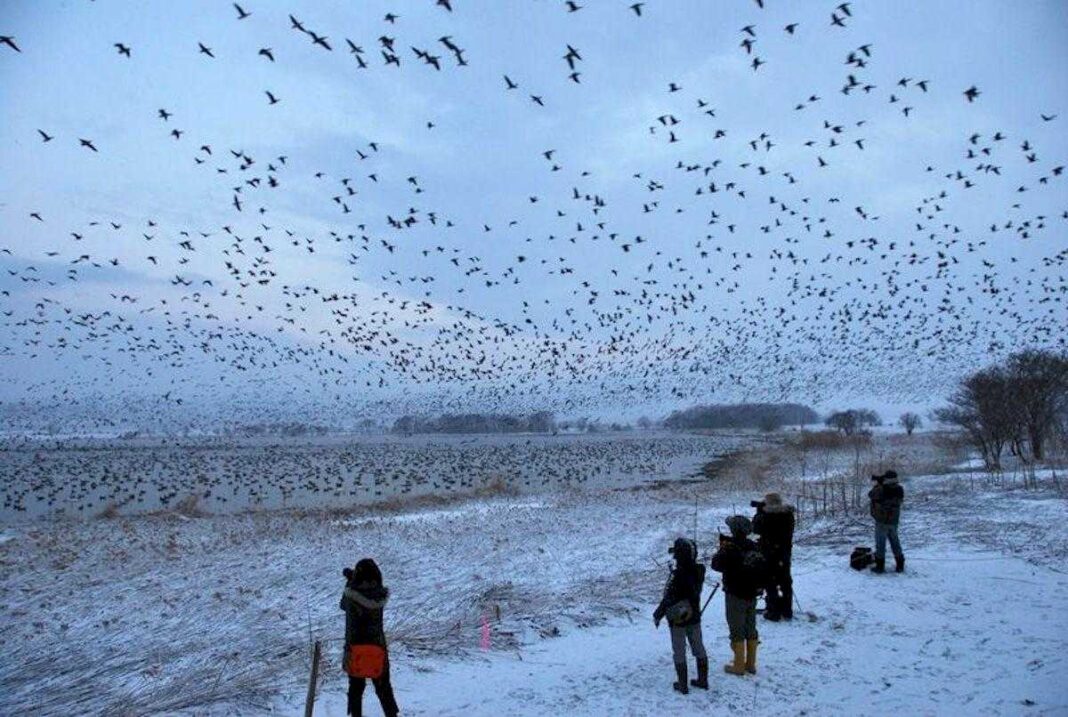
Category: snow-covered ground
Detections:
[
  {"x1": 293, "y1": 470, "x2": 1068, "y2": 717},
  {"x1": 1, "y1": 434, "x2": 1065, "y2": 716}
]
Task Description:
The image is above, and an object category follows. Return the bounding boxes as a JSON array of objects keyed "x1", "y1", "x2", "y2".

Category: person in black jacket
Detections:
[
  {"x1": 869, "y1": 470, "x2": 905, "y2": 573},
  {"x1": 653, "y1": 537, "x2": 709, "y2": 694},
  {"x1": 752, "y1": 492, "x2": 795, "y2": 621},
  {"x1": 341, "y1": 558, "x2": 399, "y2": 717},
  {"x1": 710, "y1": 515, "x2": 761, "y2": 676}
]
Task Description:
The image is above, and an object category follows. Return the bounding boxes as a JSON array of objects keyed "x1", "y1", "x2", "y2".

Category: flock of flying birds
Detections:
[{"x1": 1, "y1": 0, "x2": 1065, "y2": 429}]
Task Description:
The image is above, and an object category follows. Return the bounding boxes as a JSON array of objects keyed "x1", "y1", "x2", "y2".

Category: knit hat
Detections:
[
  {"x1": 763, "y1": 492, "x2": 783, "y2": 507},
  {"x1": 725, "y1": 514, "x2": 752, "y2": 537}
]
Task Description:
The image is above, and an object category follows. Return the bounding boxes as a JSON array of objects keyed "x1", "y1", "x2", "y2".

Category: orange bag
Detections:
[{"x1": 345, "y1": 644, "x2": 386, "y2": 679}]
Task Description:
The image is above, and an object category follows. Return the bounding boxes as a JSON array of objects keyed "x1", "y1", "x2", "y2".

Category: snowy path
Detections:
[{"x1": 306, "y1": 480, "x2": 1068, "y2": 716}]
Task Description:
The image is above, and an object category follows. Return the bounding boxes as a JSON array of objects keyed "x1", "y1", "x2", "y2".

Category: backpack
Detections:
[
  {"x1": 741, "y1": 546, "x2": 767, "y2": 590},
  {"x1": 850, "y1": 546, "x2": 873, "y2": 571}
]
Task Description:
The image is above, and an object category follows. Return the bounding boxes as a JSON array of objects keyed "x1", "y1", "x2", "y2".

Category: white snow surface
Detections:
[{"x1": 293, "y1": 473, "x2": 1068, "y2": 717}]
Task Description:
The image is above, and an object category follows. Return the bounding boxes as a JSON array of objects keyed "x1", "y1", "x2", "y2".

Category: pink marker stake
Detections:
[{"x1": 480, "y1": 612, "x2": 491, "y2": 651}]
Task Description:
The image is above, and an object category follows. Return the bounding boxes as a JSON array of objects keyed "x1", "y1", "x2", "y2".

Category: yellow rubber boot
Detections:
[
  {"x1": 745, "y1": 639, "x2": 758, "y2": 674},
  {"x1": 723, "y1": 641, "x2": 746, "y2": 675}
]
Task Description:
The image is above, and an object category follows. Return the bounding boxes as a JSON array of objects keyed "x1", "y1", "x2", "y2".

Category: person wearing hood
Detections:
[
  {"x1": 752, "y1": 492, "x2": 795, "y2": 621},
  {"x1": 653, "y1": 537, "x2": 709, "y2": 694},
  {"x1": 340, "y1": 558, "x2": 399, "y2": 717},
  {"x1": 869, "y1": 470, "x2": 905, "y2": 573},
  {"x1": 710, "y1": 515, "x2": 762, "y2": 676}
]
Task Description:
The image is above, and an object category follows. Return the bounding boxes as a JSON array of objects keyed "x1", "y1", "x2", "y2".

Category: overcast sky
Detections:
[{"x1": 1, "y1": 0, "x2": 1066, "y2": 425}]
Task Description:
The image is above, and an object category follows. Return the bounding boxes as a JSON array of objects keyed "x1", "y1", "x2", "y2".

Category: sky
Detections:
[{"x1": 0, "y1": 0, "x2": 1066, "y2": 428}]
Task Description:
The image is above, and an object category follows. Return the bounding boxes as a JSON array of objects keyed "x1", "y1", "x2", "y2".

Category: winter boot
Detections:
[
  {"x1": 724, "y1": 641, "x2": 746, "y2": 676},
  {"x1": 763, "y1": 593, "x2": 779, "y2": 621},
  {"x1": 745, "y1": 639, "x2": 759, "y2": 675},
  {"x1": 872, "y1": 558, "x2": 886, "y2": 574},
  {"x1": 673, "y1": 661, "x2": 689, "y2": 694},
  {"x1": 895, "y1": 556, "x2": 905, "y2": 573},
  {"x1": 690, "y1": 657, "x2": 709, "y2": 690}
]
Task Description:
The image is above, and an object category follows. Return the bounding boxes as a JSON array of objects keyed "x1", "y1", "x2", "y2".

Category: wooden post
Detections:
[{"x1": 304, "y1": 640, "x2": 321, "y2": 717}]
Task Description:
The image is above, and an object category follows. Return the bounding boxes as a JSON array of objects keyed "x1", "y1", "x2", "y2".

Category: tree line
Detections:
[
  {"x1": 663, "y1": 403, "x2": 820, "y2": 431},
  {"x1": 392, "y1": 411, "x2": 556, "y2": 434}
]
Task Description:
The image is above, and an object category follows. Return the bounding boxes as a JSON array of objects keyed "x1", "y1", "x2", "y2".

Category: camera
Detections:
[{"x1": 750, "y1": 500, "x2": 766, "y2": 510}]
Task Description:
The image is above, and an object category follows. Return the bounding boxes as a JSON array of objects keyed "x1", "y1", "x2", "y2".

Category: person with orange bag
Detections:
[{"x1": 341, "y1": 558, "x2": 399, "y2": 717}]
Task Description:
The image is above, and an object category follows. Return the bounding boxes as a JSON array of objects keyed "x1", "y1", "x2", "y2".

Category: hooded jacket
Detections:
[
  {"x1": 752, "y1": 499, "x2": 795, "y2": 562},
  {"x1": 653, "y1": 538, "x2": 706, "y2": 627},
  {"x1": 341, "y1": 561, "x2": 390, "y2": 648}
]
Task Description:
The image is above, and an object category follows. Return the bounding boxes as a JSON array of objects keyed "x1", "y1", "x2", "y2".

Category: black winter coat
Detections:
[
  {"x1": 341, "y1": 583, "x2": 389, "y2": 648},
  {"x1": 753, "y1": 506, "x2": 795, "y2": 563},
  {"x1": 869, "y1": 480, "x2": 904, "y2": 525},
  {"x1": 653, "y1": 563, "x2": 706, "y2": 627},
  {"x1": 710, "y1": 537, "x2": 761, "y2": 600}
]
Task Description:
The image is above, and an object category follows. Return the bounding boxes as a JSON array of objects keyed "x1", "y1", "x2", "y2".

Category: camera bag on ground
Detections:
[{"x1": 850, "y1": 546, "x2": 874, "y2": 571}]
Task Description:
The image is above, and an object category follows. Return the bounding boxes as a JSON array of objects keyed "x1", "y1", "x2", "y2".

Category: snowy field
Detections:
[{"x1": 1, "y1": 434, "x2": 1065, "y2": 716}]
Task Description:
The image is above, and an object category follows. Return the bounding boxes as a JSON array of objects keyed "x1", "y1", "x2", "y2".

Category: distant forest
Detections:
[
  {"x1": 392, "y1": 411, "x2": 556, "y2": 434},
  {"x1": 663, "y1": 403, "x2": 819, "y2": 431}
]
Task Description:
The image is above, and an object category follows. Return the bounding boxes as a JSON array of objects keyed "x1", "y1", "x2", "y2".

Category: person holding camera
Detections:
[
  {"x1": 751, "y1": 492, "x2": 795, "y2": 621},
  {"x1": 653, "y1": 537, "x2": 709, "y2": 694},
  {"x1": 710, "y1": 515, "x2": 764, "y2": 676},
  {"x1": 869, "y1": 470, "x2": 905, "y2": 573},
  {"x1": 340, "y1": 558, "x2": 399, "y2": 717}
]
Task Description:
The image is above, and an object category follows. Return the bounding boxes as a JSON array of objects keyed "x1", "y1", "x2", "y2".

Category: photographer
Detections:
[
  {"x1": 340, "y1": 558, "x2": 399, "y2": 717},
  {"x1": 710, "y1": 516, "x2": 764, "y2": 677},
  {"x1": 653, "y1": 537, "x2": 709, "y2": 694},
  {"x1": 751, "y1": 492, "x2": 795, "y2": 621},
  {"x1": 869, "y1": 470, "x2": 905, "y2": 573}
]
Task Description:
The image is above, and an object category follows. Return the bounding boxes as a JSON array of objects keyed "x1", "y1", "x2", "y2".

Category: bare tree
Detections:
[
  {"x1": 899, "y1": 412, "x2": 922, "y2": 436},
  {"x1": 825, "y1": 410, "x2": 858, "y2": 435},
  {"x1": 1005, "y1": 350, "x2": 1068, "y2": 461},
  {"x1": 935, "y1": 366, "x2": 1020, "y2": 470},
  {"x1": 826, "y1": 408, "x2": 880, "y2": 436}
]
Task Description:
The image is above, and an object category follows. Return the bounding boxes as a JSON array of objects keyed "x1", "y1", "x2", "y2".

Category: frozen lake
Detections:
[{"x1": 0, "y1": 430, "x2": 759, "y2": 523}]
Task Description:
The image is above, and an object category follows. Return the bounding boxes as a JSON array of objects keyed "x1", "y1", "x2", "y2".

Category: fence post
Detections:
[{"x1": 305, "y1": 640, "x2": 322, "y2": 717}]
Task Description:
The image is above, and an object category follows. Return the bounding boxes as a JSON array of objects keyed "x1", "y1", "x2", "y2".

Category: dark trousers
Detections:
[
  {"x1": 765, "y1": 554, "x2": 793, "y2": 618},
  {"x1": 347, "y1": 657, "x2": 399, "y2": 717}
]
